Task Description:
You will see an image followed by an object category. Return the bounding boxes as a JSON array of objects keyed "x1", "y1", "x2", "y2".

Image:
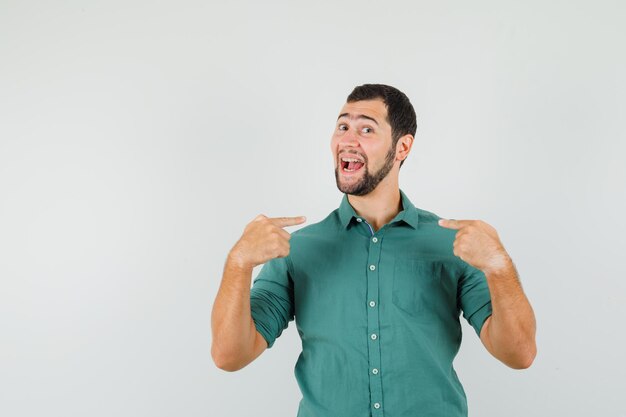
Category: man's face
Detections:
[{"x1": 331, "y1": 99, "x2": 397, "y2": 196}]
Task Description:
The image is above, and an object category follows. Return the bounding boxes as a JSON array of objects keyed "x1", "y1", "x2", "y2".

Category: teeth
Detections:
[{"x1": 341, "y1": 157, "x2": 364, "y2": 163}]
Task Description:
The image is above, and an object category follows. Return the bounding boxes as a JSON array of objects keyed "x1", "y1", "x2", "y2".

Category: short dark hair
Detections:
[{"x1": 346, "y1": 84, "x2": 417, "y2": 168}]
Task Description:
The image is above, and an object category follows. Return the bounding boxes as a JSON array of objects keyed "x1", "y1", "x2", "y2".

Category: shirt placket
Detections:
[{"x1": 356, "y1": 216, "x2": 385, "y2": 416}]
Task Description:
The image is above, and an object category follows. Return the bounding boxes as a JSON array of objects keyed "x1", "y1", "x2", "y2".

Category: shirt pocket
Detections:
[{"x1": 392, "y1": 258, "x2": 444, "y2": 317}]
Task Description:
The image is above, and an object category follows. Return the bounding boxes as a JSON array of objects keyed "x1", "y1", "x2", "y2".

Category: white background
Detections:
[{"x1": 1, "y1": 1, "x2": 625, "y2": 416}]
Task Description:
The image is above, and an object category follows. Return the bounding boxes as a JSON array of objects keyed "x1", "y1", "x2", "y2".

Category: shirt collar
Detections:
[{"x1": 338, "y1": 188, "x2": 419, "y2": 230}]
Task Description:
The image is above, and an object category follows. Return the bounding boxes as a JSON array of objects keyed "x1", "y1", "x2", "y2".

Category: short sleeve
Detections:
[
  {"x1": 249, "y1": 256, "x2": 295, "y2": 349},
  {"x1": 457, "y1": 262, "x2": 493, "y2": 337}
]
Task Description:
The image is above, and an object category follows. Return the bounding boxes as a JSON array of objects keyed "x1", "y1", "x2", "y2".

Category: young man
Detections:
[{"x1": 211, "y1": 84, "x2": 536, "y2": 417}]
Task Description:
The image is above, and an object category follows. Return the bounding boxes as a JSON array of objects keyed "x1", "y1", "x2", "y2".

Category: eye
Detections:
[
  {"x1": 362, "y1": 127, "x2": 373, "y2": 133},
  {"x1": 338, "y1": 124, "x2": 348, "y2": 131}
]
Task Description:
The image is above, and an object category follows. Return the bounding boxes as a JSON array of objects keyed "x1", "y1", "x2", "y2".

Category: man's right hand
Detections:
[{"x1": 228, "y1": 214, "x2": 307, "y2": 270}]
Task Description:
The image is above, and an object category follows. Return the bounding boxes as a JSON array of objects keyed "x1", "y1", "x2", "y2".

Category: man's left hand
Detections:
[{"x1": 438, "y1": 218, "x2": 512, "y2": 275}]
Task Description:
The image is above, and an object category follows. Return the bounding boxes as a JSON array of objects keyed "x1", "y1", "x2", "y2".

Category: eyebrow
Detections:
[{"x1": 337, "y1": 113, "x2": 379, "y2": 126}]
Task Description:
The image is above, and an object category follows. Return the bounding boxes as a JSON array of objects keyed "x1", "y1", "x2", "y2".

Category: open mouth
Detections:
[{"x1": 340, "y1": 158, "x2": 365, "y2": 173}]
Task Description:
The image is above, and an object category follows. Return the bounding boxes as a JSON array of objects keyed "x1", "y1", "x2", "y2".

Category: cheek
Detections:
[{"x1": 330, "y1": 137, "x2": 339, "y2": 154}]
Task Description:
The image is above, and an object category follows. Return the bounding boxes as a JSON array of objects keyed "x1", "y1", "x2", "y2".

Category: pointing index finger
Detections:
[
  {"x1": 438, "y1": 218, "x2": 466, "y2": 230},
  {"x1": 270, "y1": 216, "x2": 307, "y2": 228}
]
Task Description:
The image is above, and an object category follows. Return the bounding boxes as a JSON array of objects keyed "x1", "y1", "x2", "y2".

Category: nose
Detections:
[{"x1": 338, "y1": 129, "x2": 359, "y2": 147}]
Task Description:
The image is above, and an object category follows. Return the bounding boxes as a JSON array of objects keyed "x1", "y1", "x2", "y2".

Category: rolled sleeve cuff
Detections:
[
  {"x1": 251, "y1": 311, "x2": 276, "y2": 349},
  {"x1": 249, "y1": 282, "x2": 293, "y2": 349},
  {"x1": 466, "y1": 301, "x2": 493, "y2": 337}
]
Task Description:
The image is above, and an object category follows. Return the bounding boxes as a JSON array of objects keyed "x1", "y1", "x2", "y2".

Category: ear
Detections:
[{"x1": 396, "y1": 134, "x2": 414, "y2": 161}]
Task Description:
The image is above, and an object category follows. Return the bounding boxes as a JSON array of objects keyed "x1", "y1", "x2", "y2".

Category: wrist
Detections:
[
  {"x1": 482, "y1": 252, "x2": 514, "y2": 278},
  {"x1": 227, "y1": 249, "x2": 254, "y2": 272}
]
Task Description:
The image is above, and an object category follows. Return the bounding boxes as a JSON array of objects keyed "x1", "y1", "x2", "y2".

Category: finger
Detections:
[
  {"x1": 272, "y1": 240, "x2": 291, "y2": 259},
  {"x1": 270, "y1": 216, "x2": 307, "y2": 228},
  {"x1": 276, "y1": 227, "x2": 291, "y2": 241},
  {"x1": 438, "y1": 218, "x2": 468, "y2": 230}
]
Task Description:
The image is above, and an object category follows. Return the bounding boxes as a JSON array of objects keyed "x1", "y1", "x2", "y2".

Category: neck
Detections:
[{"x1": 347, "y1": 180, "x2": 403, "y2": 233}]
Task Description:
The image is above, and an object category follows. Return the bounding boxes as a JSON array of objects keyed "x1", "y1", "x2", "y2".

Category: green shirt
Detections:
[{"x1": 250, "y1": 188, "x2": 493, "y2": 417}]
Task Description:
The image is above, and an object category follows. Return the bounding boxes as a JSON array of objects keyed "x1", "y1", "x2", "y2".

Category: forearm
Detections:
[
  {"x1": 483, "y1": 257, "x2": 537, "y2": 369},
  {"x1": 211, "y1": 253, "x2": 258, "y2": 370}
]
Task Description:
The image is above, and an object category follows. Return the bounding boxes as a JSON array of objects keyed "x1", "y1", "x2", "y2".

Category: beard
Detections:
[{"x1": 334, "y1": 144, "x2": 396, "y2": 196}]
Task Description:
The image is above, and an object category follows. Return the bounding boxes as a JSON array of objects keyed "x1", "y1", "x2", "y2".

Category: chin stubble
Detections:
[{"x1": 334, "y1": 145, "x2": 396, "y2": 196}]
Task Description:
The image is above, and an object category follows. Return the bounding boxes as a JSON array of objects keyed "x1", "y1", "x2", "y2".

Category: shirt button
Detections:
[
  {"x1": 372, "y1": 368, "x2": 379, "y2": 375},
  {"x1": 372, "y1": 237, "x2": 378, "y2": 243},
  {"x1": 369, "y1": 300, "x2": 376, "y2": 307},
  {"x1": 356, "y1": 218, "x2": 362, "y2": 222},
  {"x1": 371, "y1": 333, "x2": 377, "y2": 340},
  {"x1": 369, "y1": 265, "x2": 376, "y2": 271},
  {"x1": 374, "y1": 402, "x2": 381, "y2": 409}
]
